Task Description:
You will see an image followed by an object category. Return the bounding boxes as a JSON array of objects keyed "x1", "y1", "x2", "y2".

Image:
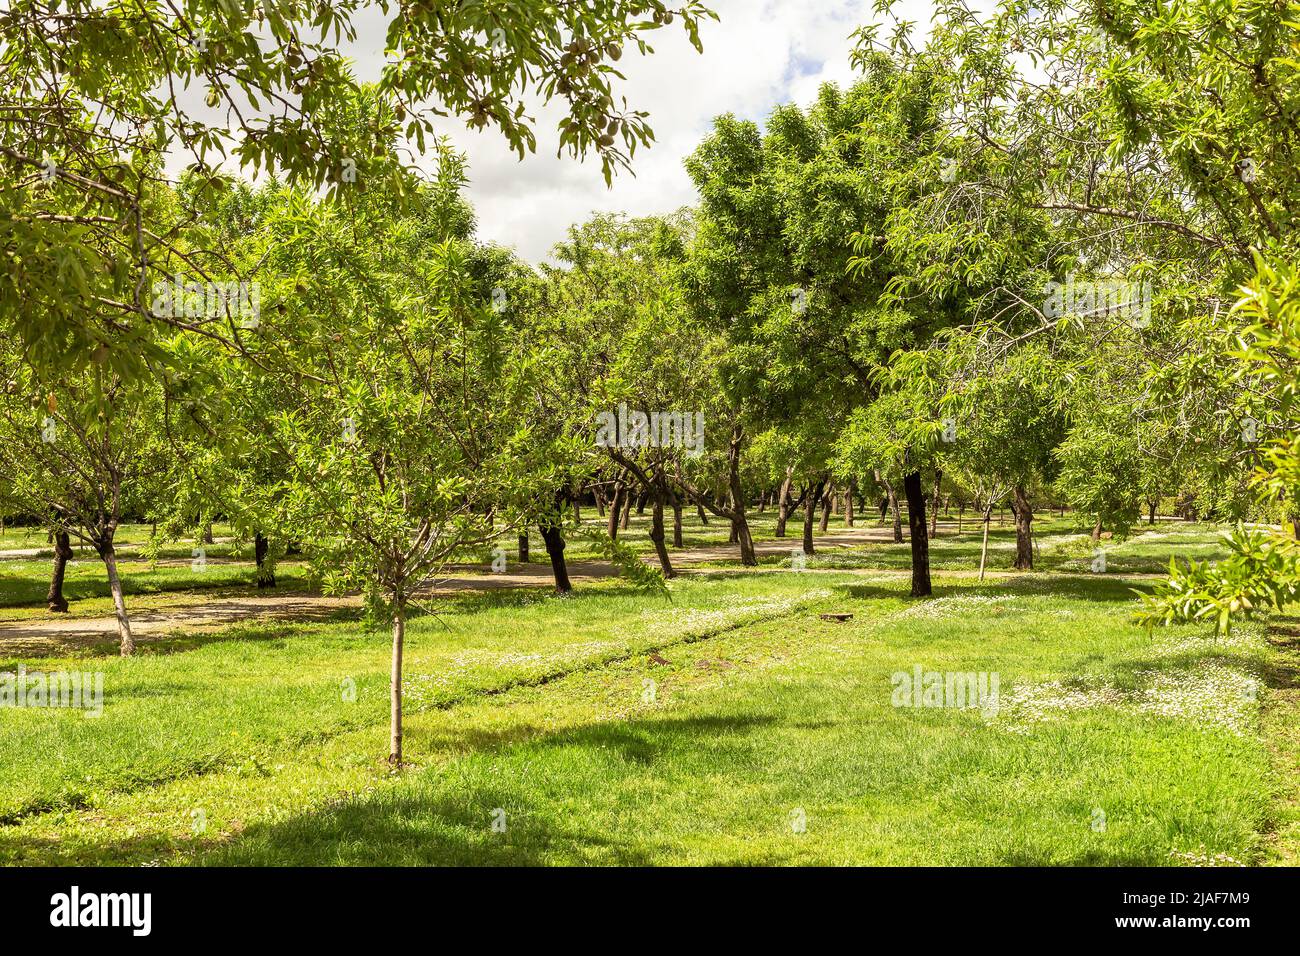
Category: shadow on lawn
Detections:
[
  {"x1": 836, "y1": 574, "x2": 1148, "y2": 605},
  {"x1": 432, "y1": 581, "x2": 658, "y2": 618},
  {"x1": 200, "y1": 712, "x2": 779, "y2": 866}
]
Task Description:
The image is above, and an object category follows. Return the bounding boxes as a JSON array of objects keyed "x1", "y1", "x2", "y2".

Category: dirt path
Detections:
[
  {"x1": 0, "y1": 524, "x2": 942, "y2": 654},
  {"x1": 0, "y1": 561, "x2": 630, "y2": 654}
]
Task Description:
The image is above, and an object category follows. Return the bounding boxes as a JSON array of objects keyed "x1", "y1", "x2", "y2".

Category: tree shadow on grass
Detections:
[
  {"x1": 429, "y1": 583, "x2": 657, "y2": 618},
  {"x1": 1100, "y1": 639, "x2": 1299, "y2": 695},
  {"x1": 996, "y1": 846, "x2": 1171, "y2": 866},
  {"x1": 198, "y1": 712, "x2": 779, "y2": 866},
  {"x1": 838, "y1": 574, "x2": 1158, "y2": 607}
]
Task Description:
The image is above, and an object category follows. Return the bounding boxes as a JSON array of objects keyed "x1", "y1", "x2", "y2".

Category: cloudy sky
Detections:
[{"x1": 345, "y1": 0, "x2": 935, "y2": 263}]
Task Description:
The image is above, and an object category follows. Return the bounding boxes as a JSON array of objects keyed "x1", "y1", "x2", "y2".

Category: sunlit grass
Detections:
[{"x1": 0, "y1": 531, "x2": 1282, "y2": 865}]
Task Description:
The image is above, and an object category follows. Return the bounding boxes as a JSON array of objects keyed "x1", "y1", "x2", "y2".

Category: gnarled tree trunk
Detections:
[
  {"x1": 774, "y1": 469, "x2": 794, "y2": 537},
  {"x1": 539, "y1": 520, "x2": 572, "y2": 593},
  {"x1": 255, "y1": 531, "x2": 275, "y2": 588},
  {"x1": 649, "y1": 478, "x2": 676, "y2": 578},
  {"x1": 47, "y1": 529, "x2": 73, "y2": 612},
  {"x1": 607, "y1": 480, "x2": 624, "y2": 539}
]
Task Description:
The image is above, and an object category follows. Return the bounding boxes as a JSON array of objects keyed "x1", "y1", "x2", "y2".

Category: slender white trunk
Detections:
[
  {"x1": 103, "y1": 546, "x2": 134, "y2": 656},
  {"x1": 389, "y1": 608, "x2": 405, "y2": 766},
  {"x1": 979, "y1": 507, "x2": 992, "y2": 582}
]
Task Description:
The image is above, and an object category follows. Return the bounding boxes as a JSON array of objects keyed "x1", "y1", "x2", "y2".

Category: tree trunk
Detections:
[
  {"x1": 879, "y1": 476, "x2": 903, "y2": 543},
  {"x1": 1092, "y1": 517, "x2": 1103, "y2": 542},
  {"x1": 818, "y1": 485, "x2": 832, "y2": 533},
  {"x1": 255, "y1": 531, "x2": 275, "y2": 588},
  {"x1": 389, "y1": 606, "x2": 405, "y2": 766},
  {"x1": 635, "y1": 491, "x2": 648, "y2": 516},
  {"x1": 649, "y1": 482, "x2": 676, "y2": 578},
  {"x1": 929, "y1": 471, "x2": 942, "y2": 538},
  {"x1": 696, "y1": 503, "x2": 709, "y2": 525},
  {"x1": 671, "y1": 495, "x2": 684, "y2": 548},
  {"x1": 726, "y1": 426, "x2": 757, "y2": 567},
  {"x1": 737, "y1": 519, "x2": 757, "y2": 566},
  {"x1": 979, "y1": 505, "x2": 993, "y2": 582},
  {"x1": 803, "y1": 478, "x2": 826, "y2": 555},
  {"x1": 518, "y1": 533, "x2": 529, "y2": 563},
  {"x1": 845, "y1": 478, "x2": 856, "y2": 527},
  {"x1": 202, "y1": 522, "x2": 214, "y2": 545},
  {"x1": 1147, "y1": 499, "x2": 1157, "y2": 525},
  {"x1": 607, "y1": 482, "x2": 624, "y2": 539},
  {"x1": 620, "y1": 493, "x2": 632, "y2": 530},
  {"x1": 774, "y1": 470, "x2": 795, "y2": 537},
  {"x1": 903, "y1": 471, "x2": 932, "y2": 597},
  {"x1": 47, "y1": 530, "x2": 73, "y2": 612},
  {"x1": 100, "y1": 542, "x2": 135, "y2": 656},
  {"x1": 1012, "y1": 484, "x2": 1034, "y2": 571},
  {"x1": 539, "y1": 521, "x2": 572, "y2": 593}
]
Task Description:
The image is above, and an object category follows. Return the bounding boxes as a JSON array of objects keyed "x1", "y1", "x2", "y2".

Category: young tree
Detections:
[
  {"x1": 244, "y1": 150, "x2": 556, "y2": 765},
  {"x1": 0, "y1": 353, "x2": 169, "y2": 653}
]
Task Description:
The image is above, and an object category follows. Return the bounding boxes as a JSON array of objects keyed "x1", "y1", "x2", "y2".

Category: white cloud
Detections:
[
  {"x1": 172, "y1": 1, "x2": 935, "y2": 263},
  {"x1": 348, "y1": 0, "x2": 935, "y2": 263}
]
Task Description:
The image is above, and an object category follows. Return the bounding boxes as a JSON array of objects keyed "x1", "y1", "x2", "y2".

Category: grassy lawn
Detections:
[{"x1": 0, "y1": 520, "x2": 1289, "y2": 866}]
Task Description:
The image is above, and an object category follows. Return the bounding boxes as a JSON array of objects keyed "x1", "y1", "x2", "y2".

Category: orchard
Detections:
[{"x1": 0, "y1": 0, "x2": 1298, "y2": 875}]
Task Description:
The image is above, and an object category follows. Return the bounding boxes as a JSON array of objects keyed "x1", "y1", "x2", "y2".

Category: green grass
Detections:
[
  {"x1": 0, "y1": 521, "x2": 1287, "y2": 866},
  {"x1": 0, "y1": 556, "x2": 315, "y2": 617},
  {"x1": 0, "y1": 510, "x2": 1202, "y2": 617},
  {"x1": 0, "y1": 522, "x2": 238, "y2": 554},
  {"x1": 0, "y1": 575, "x2": 827, "y2": 830}
]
